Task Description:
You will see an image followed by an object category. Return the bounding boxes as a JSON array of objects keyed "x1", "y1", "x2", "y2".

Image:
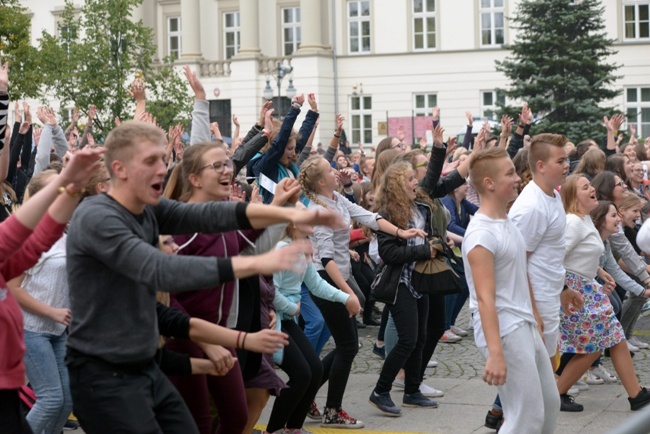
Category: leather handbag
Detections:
[{"x1": 411, "y1": 237, "x2": 462, "y2": 295}]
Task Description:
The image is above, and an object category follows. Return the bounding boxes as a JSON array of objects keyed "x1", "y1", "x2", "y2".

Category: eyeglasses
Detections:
[
  {"x1": 392, "y1": 142, "x2": 405, "y2": 150},
  {"x1": 200, "y1": 160, "x2": 234, "y2": 173},
  {"x1": 615, "y1": 181, "x2": 627, "y2": 188},
  {"x1": 632, "y1": 169, "x2": 644, "y2": 173},
  {"x1": 414, "y1": 162, "x2": 427, "y2": 169}
]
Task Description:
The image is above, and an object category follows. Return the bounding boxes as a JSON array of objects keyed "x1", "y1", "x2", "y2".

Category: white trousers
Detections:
[{"x1": 478, "y1": 323, "x2": 560, "y2": 434}]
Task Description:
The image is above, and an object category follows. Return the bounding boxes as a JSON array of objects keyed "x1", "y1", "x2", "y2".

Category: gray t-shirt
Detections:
[{"x1": 66, "y1": 194, "x2": 249, "y2": 364}]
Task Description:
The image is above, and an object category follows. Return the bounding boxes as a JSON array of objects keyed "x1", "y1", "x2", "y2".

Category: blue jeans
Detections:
[
  {"x1": 23, "y1": 330, "x2": 72, "y2": 434},
  {"x1": 300, "y1": 284, "x2": 331, "y2": 356}
]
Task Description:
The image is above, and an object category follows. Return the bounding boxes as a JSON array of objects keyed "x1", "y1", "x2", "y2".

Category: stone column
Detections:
[
  {"x1": 180, "y1": 0, "x2": 202, "y2": 60},
  {"x1": 236, "y1": 0, "x2": 261, "y2": 58},
  {"x1": 296, "y1": 0, "x2": 328, "y2": 53}
]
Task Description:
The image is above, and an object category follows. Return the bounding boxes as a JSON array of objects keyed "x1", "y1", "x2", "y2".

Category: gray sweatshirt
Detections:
[{"x1": 66, "y1": 194, "x2": 251, "y2": 364}]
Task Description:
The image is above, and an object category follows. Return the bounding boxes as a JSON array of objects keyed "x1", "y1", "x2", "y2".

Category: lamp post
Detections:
[{"x1": 263, "y1": 61, "x2": 296, "y2": 117}]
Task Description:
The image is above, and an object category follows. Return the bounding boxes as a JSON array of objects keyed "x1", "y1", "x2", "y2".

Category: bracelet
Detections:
[
  {"x1": 333, "y1": 133, "x2": 341, "y2": 138},
  {"x1": 241, "y1": 332, "x2": 248, "y2": 350},
  {"x1": 396, "y1": 228, "x2": 401, "y2": 238},
  {"x1": 236, "y1": 330, "x2": 243, "y2": 349},
  {"x1": 291, "y1": 100, "x2": 302, "y2": 107},
  {"x1": 58, "y1": 186, "x2": 86, "y2": 198},
  {"x1": 343, "y1": 182, "x2": 353, "y2": 188},
  {"x1": 262, "y1": 129, "x2": 271, "y2": 138}
]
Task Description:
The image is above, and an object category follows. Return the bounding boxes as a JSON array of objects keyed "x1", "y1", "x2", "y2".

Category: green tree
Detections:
[
  {"x1": 0, "y1": 0, "x2": 43, "y2": 100},
  {"x1": 496, "y1": 0, "x2": 621, "y2": 142},
  {"x1": 38, "y1": 0, "x2": 192, "y2": 138}
]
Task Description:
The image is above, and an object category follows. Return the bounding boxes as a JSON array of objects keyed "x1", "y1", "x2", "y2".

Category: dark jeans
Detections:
[
  {"x1": 377, "y1": 307, "x2": 390, "y2": 341},
  {"x1": 0, "y1": 389, "x2": 34, "y2": 434},
  {"x1": 420, "y1": 293, "x2": 446, "y2": 380},
  {"x1": 444, "y1": 272, "x2": 469, "y2": 330},
  {"x1": 375, "y1": 284, "x2": 429, "y2": 395},
  {"x1": 68, "y1": 357, "x2": 197, "y2": 434},
  {"x1": 267, "y1": 320, "x2": 324, "y2": 432},
  {"x1": 351, "y1": 259, "x2": 377, "y2": 321},
  {"x1": 314, "y1": 271, "x2": 360, "y2": 409}
]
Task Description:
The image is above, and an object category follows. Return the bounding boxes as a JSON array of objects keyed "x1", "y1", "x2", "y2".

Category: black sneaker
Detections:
[
  {"x1": 560, "y1": 394, "x2": 584, "y2": 412},
  {"x1": 355, "y1": 320, "x2": 367, "y2": 329},
  {"x1": 373, "y1": 343, "x2": 386, "y2": 359},
  {"x1": 629, "y1": 387, "x2": 650, "y2": 411},
  {"x1": 403, "y1": 391, "x2": 439, "y2": 408},
  {"x1": 369, "y1": 391, "x2": 401, "y2": 417},
  {"x1": 485, "y1": 409, "x2": 503, "y2": 429},
  {"x1": 363, "y1": 317, "x2": 381, "y2": 326}
]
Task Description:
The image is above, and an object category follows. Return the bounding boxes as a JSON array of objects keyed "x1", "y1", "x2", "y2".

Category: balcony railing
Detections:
[{"x1": 198, "y1": 60, "x2": 232, "y2": 77}]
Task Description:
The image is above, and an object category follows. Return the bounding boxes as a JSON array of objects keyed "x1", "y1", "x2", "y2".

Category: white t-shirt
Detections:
[
  {"x1": 462, "y1": 213, "x2": 537, "y2": 348},
  {"x1": 564, "y1": 214, "x2": 603, "y2": 280},
  {"x1": 508, "y1": 181, "x2": 566, "y2": 303}
]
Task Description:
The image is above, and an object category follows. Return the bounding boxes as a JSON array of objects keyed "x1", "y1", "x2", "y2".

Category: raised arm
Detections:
[{"x1": 184, "y1": 65, "x2": 211, "y2": 145}]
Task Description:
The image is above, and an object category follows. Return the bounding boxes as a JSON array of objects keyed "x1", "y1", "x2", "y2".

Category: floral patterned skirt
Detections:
[{"x1": 559, "y1": 271, "x2": 625, "y2": 354}]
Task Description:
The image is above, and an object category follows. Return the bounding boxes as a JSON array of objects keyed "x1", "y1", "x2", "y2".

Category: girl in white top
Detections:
[
  {"x1": 556, "y1": 175, "x2": 650, "y2": 412},
  {"x1": 298, "y1": 155, "x2": 424, "y2": 428}
]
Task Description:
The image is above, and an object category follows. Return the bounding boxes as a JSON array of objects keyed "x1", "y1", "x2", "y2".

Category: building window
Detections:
[
  {"x1": 626, "y1": 87, "x2": 650, "y2": 139},
  {"x1": 167, "y1": 16, "x2": 181, "y2": 60},
  {"x1": 351, "y1": 96, "x2": 372, "y2": 144},
  {"x1": 414, "y1": 93, "x2": 437, "y2": 116},
  {"x1": 224, "y1": 12, "x2": 240, "y2": 59},
  {"x1": 481, "y1": 90, "x2": 505, "y2": 120},
  {"x1": 624, "y1": 1, "x2": 650, "y2": 40},
  {"x1": 413, "y1": 0, "x2": 435, "y2": 50},
  {"x1": 480, "y1": 0, "x2": 504, "y2": 46},
  {"x1": 348, "y1": 1, "x2": 370, "y2": 54},
  {"x1": 282, "y1": 7, "x2": 301, "y2": 56}
]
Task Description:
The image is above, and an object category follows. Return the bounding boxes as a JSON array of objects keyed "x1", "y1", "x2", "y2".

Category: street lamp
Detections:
[{"x1": 263, "y1": 61, "x2": 296, "y2": 115}]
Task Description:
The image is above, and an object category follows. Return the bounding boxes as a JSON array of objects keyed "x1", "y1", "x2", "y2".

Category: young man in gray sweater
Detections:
[{"x1": 66, "y1": 121, "x2": 342, "y2": 434}]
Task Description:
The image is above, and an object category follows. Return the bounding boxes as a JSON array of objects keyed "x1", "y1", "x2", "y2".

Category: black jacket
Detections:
[{"x1": 372, "y1": 201, "x2": 435, "y2": 304}]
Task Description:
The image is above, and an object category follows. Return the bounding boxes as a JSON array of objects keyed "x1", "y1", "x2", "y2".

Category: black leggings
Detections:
[
  {"x1": 266, "y1": 320, "x2": 323, "y2": 432},
  {"x1": 313, "y1": 271, "x2": 360, "y2": 409},
  {"x1": 420, "y1": 293, "x2": 446, "y2": 380},
  {"x1": 375, "y1": 284, "x2": 429, "y2": 395}
]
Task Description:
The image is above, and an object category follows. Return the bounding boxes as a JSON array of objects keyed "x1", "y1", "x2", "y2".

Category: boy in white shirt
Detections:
[{"x1": 463, "y1": 147, "x2": 560, "y2": 434}]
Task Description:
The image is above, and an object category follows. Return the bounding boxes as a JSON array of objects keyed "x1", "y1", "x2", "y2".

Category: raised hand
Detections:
[
  {"x1": 23, "y1": 102, "x2": 31, "y2": 124},
  {"x1": 86, "y1": 132, "x2": 95, "y2": 147},
  {"x1": 264, "y1": 109, "x2": 275, "y2": 132},
  {"x1": 87, "y1": 105, "x2": 97, "y2": 123},
  {"x1": 33, "y1": 127, "x2": 42, "y2": 145},
  {"x1": 0, "y1": 57, "x2": 8, "y2": 91},
  {"x1": 14, "y1": 102, "x2": 20, "y2": 122},
  {"x1": 250, "y1": 185, "x2": 262, "y2": 204},
  {"x1": 308, "y1": 93, "x2": 318, "y2": 111},
  {"x1": 433, "y1": 124, "x2": 445, "y2": 148},
  {"x1": 18, "y1": 121, "x2": 30, "y2": 135},
  {"x1": 59, "y1": 146, "x2": 106, "y2": 190},
  {"x1": 71, "y1": 106, "x2": 80, "y2": 125},
  {"x1": 519, "y1": 102, "x2": 531, "y2": 125},
  {"x1": 293, "y1": 93, "x2": 305, "y2": 106},
  {"x1": 258, "y1": 100, "x2": 272, "y2": 127},
  {"x1": 446, "y1": 136, "x2": 458, "y2": 157},
  {"x1": 183, "y1": 65, "x2": 206, "y2": 100},
  {"x1": 115, "y1": 116, "x2": 121, "y2": 126},
  {"x1": 210, "y1": 122, "x2": 222, "y2": 140},
  {"x1": 465, "y1": 111, "x2": 473, "y2": 127},
  {"x1": 232, "y1": 114, "x2": 239, "y2": 127},
  {"x1": 229, "y1": 184, "x2": 246, "y2": 202},
  {"x1": 128, "y1": 78, "x2": 146, "y2": 101},
  {"x1": 335, "y1": 114, "x2": 345, "y2": 133},
  {"x1": 397, "y1": 125, "x2": 406, "y2": 143},
  {"x1": 432, "y1": 106, "x2": 440, "y2": 121},
  {"x1": 500, "y1": 114, "x2": 514, "y2": 137}
]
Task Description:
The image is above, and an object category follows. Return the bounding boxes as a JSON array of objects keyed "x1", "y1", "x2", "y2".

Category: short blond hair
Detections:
[
  {"x1": 103, "y1": 121, "x2": 166, "y2": 176},
  {"x1": 528, "y1": 133, "x2": 568, "y2": 173},
  {"x1": 468, "y1": 147, "x2": 509, "y2": 194}
]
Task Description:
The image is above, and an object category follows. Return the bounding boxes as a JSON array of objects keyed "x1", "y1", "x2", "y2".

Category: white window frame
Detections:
[
  {"x1": 623, "y1": 1, "x2": 650, "y2": 41},
  {"x1": 413, "y1": 93, "x2": 438, "y2": 116},
  {"x1": 626, "y1": 87, "x2": 650, "y2": 139},
  {"x1": 350, "y1": 95, "x2": 372, "y2": 145},
  {"x1": 481, "y1": 90, "x2": 505, "y2": 120},
  {"x1": 223, "y1": 11, "x2": 240, "y2": 59},
  {"x1": 281, "y1": 6, "x2": 301, "y2": 56},
  {"x1": 347, "y1": 1, "x2": 371, "y2": 54},
  {"x1": 412, "y1": 0, "x2": 436, "y2": 51},
  {"x1": 479, "y1": 0, "x2": 504, "y2": 47},
  {"x1": 167, "y1": 16, "x2": 181, "y2": 60}
]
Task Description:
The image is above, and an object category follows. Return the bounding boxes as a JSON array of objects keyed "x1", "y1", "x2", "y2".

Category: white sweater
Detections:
[{"x1": 564, "y1": 214, "x2": 604, "y2": 280}]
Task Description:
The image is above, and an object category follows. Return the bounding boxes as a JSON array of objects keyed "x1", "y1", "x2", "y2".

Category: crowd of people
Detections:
[{"x1": 1, "y1": 53, "x2": 650, "y2": 434}]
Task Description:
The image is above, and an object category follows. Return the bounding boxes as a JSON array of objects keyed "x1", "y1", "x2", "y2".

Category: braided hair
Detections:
[{"x1": 298, "y1": 156, "x2": 331, "y2": 209}]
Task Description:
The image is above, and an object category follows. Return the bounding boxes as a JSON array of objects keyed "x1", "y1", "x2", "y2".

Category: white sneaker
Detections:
[
  {"x1": 574, "y1": 379, "x2": 589, "y2": 391},
  {"x1": 582, "y1": 369, "x2": 604, "y2": 385},
  {"x1": 627, "y1": 340, "x2": 640, "y2": 352},
  {"x1": 419, "y1": 383, "x2": 444, "y2": 398},
  {"x1": 450, "y1": 325, "x2": 469, "y2": 337},
  {"x1": 392, "y1": 378, "x2": 405, "y2": 389},
  {"x1": 629, "y1": 336, "x2": 649, "y2": 349},
  {"x1": 567, "y1": 385, "x2": 580, "y2": 396},
  {"x1": 427, "y1": 359, "x2": 438, "y2": 368},
  {"x1": 591, "y1": 365, "x2": 617, "y2": 383},
  {"x1": 440, "y1": 330, "x2": 462, "y2": 343}
]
